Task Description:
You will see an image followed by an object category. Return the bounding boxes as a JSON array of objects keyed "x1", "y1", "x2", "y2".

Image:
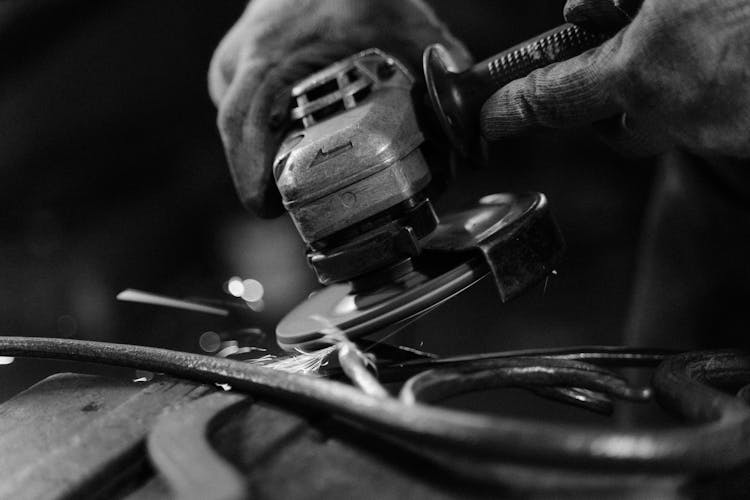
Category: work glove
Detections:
[
  {"x1": 480, "y1": 0, "x2": 750, "y2": 160},
  {"x1": 209, "y1": 0, "x2": 470, "y2": 217}
]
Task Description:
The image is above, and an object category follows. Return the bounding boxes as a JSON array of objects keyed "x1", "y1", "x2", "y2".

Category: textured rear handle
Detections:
[{"x1": 480, "y1": 23, "x2": 607, "y2": 91}]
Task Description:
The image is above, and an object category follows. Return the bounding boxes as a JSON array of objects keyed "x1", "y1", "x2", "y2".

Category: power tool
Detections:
[{"x1": 273, "y1": 22, "x2": 621, "y2": 351}]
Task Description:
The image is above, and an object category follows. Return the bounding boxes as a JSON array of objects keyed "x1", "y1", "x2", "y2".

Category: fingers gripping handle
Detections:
[
  {"x1": 424, "y1": 23, "x2": 611, "y2": 159},
  {"x1": 484, "y1": 24, "x2": 606, "y2": 90}
]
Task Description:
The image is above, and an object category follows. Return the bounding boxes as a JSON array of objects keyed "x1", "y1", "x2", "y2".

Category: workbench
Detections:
[{"x1": 2, "y1": 371, "x2": 748, "y2": 499}]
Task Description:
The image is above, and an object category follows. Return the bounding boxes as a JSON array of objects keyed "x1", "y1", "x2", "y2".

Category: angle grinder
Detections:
[{"x1": 273, "y1": 21, "x2": 623, "y2": 351}]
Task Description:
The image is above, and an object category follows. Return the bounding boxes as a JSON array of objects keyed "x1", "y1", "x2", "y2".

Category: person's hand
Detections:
[
  {"x1": 480, "y1": 0, "x2": 750, "y2": 160},
  {"x1": 209, "y1": 0, "x2": 470, "y2": 217}
]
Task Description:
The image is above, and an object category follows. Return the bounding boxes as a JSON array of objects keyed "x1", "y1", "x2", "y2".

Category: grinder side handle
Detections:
[{"x1": 424, "y1": 23, "x2": 623, "y2": 159}]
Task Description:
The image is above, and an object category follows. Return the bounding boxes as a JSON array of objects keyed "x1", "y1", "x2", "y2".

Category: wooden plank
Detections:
[{"x1": 0, "y1": 373, "x2": 209, "y2": 499}]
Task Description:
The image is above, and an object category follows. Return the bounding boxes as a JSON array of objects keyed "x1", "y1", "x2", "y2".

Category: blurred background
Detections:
[{"x1": 0, "y1": 0, "x2": 654, "y2": 403}]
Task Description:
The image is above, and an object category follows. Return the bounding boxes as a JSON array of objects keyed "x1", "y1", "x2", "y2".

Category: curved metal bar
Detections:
[
  {"x1": 398, "y1": 357, "x2": 650, "y2": 404},
  {"x1": 147, "y1": 392, "x2": 248, "y2": 500},
  {"x1": 530, "y1": 386, "x2": 614, "y2": 415},
  {"x1": 337, "y1": 341, "x2": 390, "y2": 398},
  {"x1": 1, "y1": 337, "x2": 749, "y2": 472},
  {"x1": 654, "y1": 350, "x2": 750, "y2": 421},
  {"x1": 377, "y1": 346, "x2": 675, "y2": 383}
]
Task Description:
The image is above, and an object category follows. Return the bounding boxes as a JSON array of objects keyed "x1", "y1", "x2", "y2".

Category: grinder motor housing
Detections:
[{"x1": 273, "y1": 49, "x2": 438, "y2": 286}]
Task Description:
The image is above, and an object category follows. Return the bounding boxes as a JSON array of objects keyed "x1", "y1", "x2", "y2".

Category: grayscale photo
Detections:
[{"x1": 1, "y1": 0, "x2": 749, "y2": 498}]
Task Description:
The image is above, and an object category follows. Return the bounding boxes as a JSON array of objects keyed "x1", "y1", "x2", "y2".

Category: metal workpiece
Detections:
[
  {"x1": 274, "y1": 48, "x2": 431, "y2": 243},
  {"x1": 3, "y1": 337, "x2": 750, "y2": 476},
  {"x1": 398, "y1": 357, "x2": 651, "y2": 406},
  {"x1": 147, "y1": 392, "x2": 248, "y2": 500}
]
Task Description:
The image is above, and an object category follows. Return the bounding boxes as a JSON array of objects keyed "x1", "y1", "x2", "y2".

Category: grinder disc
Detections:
[{"x1": 276, "y1": 255, "x2": 488, "y2": 351}]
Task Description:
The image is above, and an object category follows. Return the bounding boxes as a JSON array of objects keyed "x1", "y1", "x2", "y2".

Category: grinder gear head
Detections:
[{"x1": 274, "y1": 49, "x2": 437, "y2": 286}]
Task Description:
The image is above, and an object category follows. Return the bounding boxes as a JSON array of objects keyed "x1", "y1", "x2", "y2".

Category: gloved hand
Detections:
[
  {"x1": 480, "y1": 0, "x2": 750, "y2": 160},
  {"x1": 209, "y1": 0, "x2": 470, "y2": 217}
]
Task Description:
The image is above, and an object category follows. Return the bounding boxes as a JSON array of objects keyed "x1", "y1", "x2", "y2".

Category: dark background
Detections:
[{"x1": 0, "y1": 0, "x2": 654, "y2": 403}]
